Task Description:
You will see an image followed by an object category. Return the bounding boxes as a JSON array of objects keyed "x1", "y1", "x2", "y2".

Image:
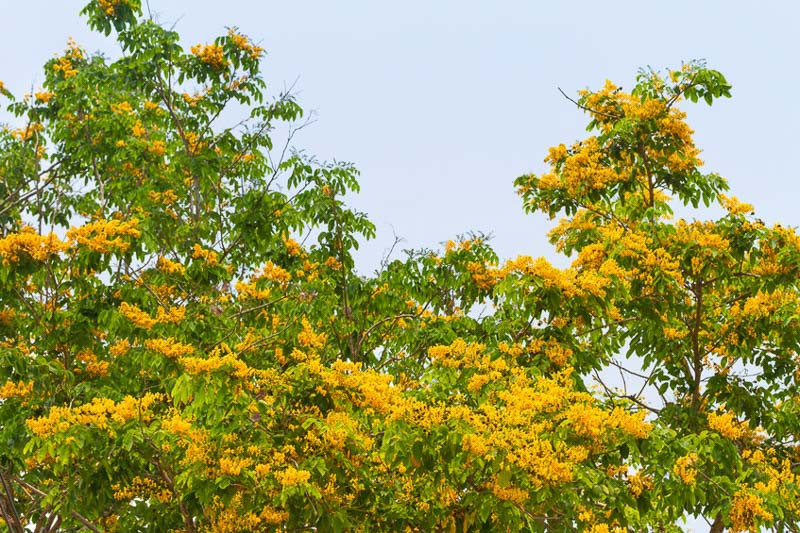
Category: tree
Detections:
[{"x1": 0, "y1": 2, "x2": 798, "y2": 531}]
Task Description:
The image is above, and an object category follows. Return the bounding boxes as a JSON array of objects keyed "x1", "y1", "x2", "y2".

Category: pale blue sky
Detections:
[{"x1": 2, "y1": 1, "x2": 798, "y2": 273}]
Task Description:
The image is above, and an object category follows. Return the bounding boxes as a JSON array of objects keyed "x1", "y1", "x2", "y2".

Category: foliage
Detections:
[{"x1": 1, "y1": 2, "x2": 798, "y2": 532}]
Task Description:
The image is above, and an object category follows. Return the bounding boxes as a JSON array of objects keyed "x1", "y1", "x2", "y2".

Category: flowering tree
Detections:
[{"x1": 1, "y1": 1, "x2": 798, "y2": 531}]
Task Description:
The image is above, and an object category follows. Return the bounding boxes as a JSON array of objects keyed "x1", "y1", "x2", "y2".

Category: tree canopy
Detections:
[{"x1": 1, "y1": 1, "x2": 799, "y2": 532}]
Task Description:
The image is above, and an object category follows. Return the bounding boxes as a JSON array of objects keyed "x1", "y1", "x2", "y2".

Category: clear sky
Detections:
[
  {"x1": 2, "y1": 2, "x2": 798, "y2": 529},
  {"x1": 2, "y1": 0, "x2": 798, "y2": 274}
]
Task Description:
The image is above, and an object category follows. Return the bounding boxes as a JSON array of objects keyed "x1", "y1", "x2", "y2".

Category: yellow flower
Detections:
[
  {"x1": 673, "y1": 453, "x2": 699, "y2": 485},
  {"x1": 277, "y1": 466, "x2": 311, "y2": 486},
  {"x1": 190, "y1": 43, "x2": 228, "y2": 69},
  {"x1": 708, "y1": 411, "x2": 744, "y2": 440}
]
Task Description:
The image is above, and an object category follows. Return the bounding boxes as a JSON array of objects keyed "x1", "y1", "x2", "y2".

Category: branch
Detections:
[
  {"x1": 10, "y1": 477, "x2": 100, "y2": 532},
  {"x1": 557, "y1": 87, "x2": 619, "y2": 119}
]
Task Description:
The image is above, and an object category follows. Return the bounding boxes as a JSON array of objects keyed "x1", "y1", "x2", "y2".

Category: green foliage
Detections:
[{"x1": 0, "y1": 3, "x2": 798, "y2": 533}]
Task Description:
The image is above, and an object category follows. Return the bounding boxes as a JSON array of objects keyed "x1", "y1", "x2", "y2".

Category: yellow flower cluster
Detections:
[
  {"x1": 228, "y1": 29, "x2": 265, "y2": 59},
  {"x1": 235, "y1": 279, "x2": 271, "y2": 300},
  {"x1": 97, "y1": 0, "x2": 130, "y2": 16},
  {"x1": 192, "y1": 243, "x2": 219, "y2": 265},
  {"x1": 112, "y1": 475, "x2": 172, "y2": 503},
  {"x1": 297, "y1": 317, "x2": 327, "y2": 349},
  {"x1": 190, "y1": 43, "x2": 228, "y2": 69},
  {"x1": 428, "y1": 338, "x2": 486, "y2": 369},
  {"x1": 740, "y1": 289, "x2": 793, "y2": 320},
  {"x1": 729, "y1": 490, "x2": 773, "y2": 532},
  {"x1": 132, "y1": 120, "x2": 146, "y2": 137},
  {"x1": 0, "y1": 226, "x2": 68, "y2": 265},
  {"x1": 145, "y1": 337, "x2": 195, "y2": 358},
  {"x1": 119, "y1": 302, "x2": 185, "y2": 329},
  {"x1": 0, "y1": 308, "x2": 16, "y2": 325},
  {"x1": 51, "y1": 38, "x2": 83, "y2": 79},
  {"x1": 494, "y1": 254, "x2": 612, "y2": 300},
  {"x1": 148, "y1": 140, "x2": 166, "y2": 156},
  {"x1": 10, "y1": 122, "x2": 44, "y2": 141},
  {"x1": 26, "y1": 393, "x2": 163, "y2": 437},
  {"x1": 627, "y1": 471, "x2": 653, "y2": 498},
  {"x1": 277, "y1": 466, "x2": 311, "y2": 486},
  {"x1": 489, "y1": 477, "x2": 529, "y2": 504},
  {"x1": 323, "y1": 256, "x2": 342, "y2": 270},
  {"x1": 207, "y1": 494, "x2": 288, "y2": 532},
  {"x1": 157, "y1": 256, "x2": 186, "y2": 275},
  {"x1": 719, "y1": 194, "x2": 754, "y2": 215},
  {"x1": 110, "y1": 101, "x2": 133, "y2": 114},
  {"x1": 108, "y1": 338, "x2": 131, "y2": 356},
  {"x1": 67, "y1": 218, "x2": 141, "y2": 253},
  {"x1": 119, "y1": 302, "x2": 157, "y2": 329},
  {"x1": 673, "y1": 452, "x2": 699, "y2": 485},
  {"x1": 160, "y1": 410, "x2": 193, "y2": 436},
  {"x1": 0, "y1": 379, "x2": 33, "y2": 400},
  {"x1": 219, "y1": 455, "x2": 254, "y2": 476},
  {"x1": 255, "y1": 261, "x2": 292, "y2": 286},
  {"x1": 34, "y1": 91, "x2": 55, "y2": 103},
  {"x1": 76, "y1": 349, "x2": 110, "y2": 377},
  {"x1": 538, "y1": 137, "x2": 625, "y2": 196},
  {"x1": 708, "y1": 411, "x2": 744, "y2": 440},
  {"x1": 179, "y1": 344, "x2": 252, "y2": 378},
  {"x1": 467, "y1": 261, "x2": 496, "y2": 289},
  {"x1": 663, "y1": 327, "x2": 689, "y2": 340}
]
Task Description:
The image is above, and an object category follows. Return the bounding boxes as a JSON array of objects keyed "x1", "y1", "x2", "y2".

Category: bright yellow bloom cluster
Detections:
[
  {"x1": 119, "y1": 302, "x2": 157, "y2": 329},
  {"x1": 228, "y1": 29, "x2": 265, "y2": 59},
  {"x1": 235, "y1": 279, "x2": 271, "y2": 300},
  {"x1": 148, "y1": 140, "x2": 166, "y2": 156},
  {"x1": 190, "y1": 43, "x2": 228, "y2": 69},
  {"x1": 467, "y1": 261, "x2": 496, "y2": 289},
  {"x1": 494, "y1": 255, "x2": 612, "y2": 300},
  {"x1": 112, "y1": 475, "x2": 172, "y2": 503},
  {"x1": 277, "y1": 466, "x2": 311, "y2": 486},
  {"x1": 108, "y1": 338, "x2": 131, "y2": 356},
  {"x1": 538, "y1": 137, "x2": 625, "y2": 196},
  {"x1": 719, "y1": 194, "x2": 754, "y2": 215},
  {"x1": 179, "y1": 344, "x2": 251, "y2": 378},
  {"x1": 118, "y1": 302, "x2": 185, "y2": 329},
  {"x1": 0, "y1": 226, "x2": 68, "y2": 265},
  {"x1": 10, "y1": 122, "x2": 44, "y2": 141},
  {"x1": 110, "y1": 100, "x2": 133, "y2": 114},
  {"x1": 157, "y1": 256, "x2": 186, "y2": 275},
  {"x1": 34, "y1": 91, "x2": 55, "y2": 103},
  {"x1": 132, "y1": 120, "x2": 146, "y2": 137},
  {"x1": 52, "y1": 38, "x2": 83, "y2": 78},
  {"x1": 207, "y1": 494, "x2": 288, "y2": 532},
  {"x1": 729, "y1": 490, "x2": 773, "y2": 532},
  {"x1": 673, "y1": 452, "x2": 699, "y2": 485},
  {"x1": 26, "y1": 393, "x2": 164, "y2": 437},
  {"x1": 97, "y1": 0, "x2": 130, "y2": 16},
  {"x1": 145, "y1": 337, "x2": 195, "y2": 358},
  {"x1": 323, "y1": 256, "x2": 342, "y2": 270},
  {"x1": 277, "y1": 237, "x2": 300, "y2": 257},
  {"x1": 627, "y1": 471, "x2": 653, "y2": 498},
  {"x1": 297, "y1": 317, "x2": 327, "y2": 349},
  {"x1": 192, "y1": 244, "x2": 219, "y2": 265},
  {"x1": 160, "y1": 411, "x2": 193, "y2": 436},
  {"x1": 255, "y1": 261, "x2": 292, "y2": 286},
  {"x1": 0, "y1": 380, "x2": 33, "y2": 400},
  {"x1": 76, "y1": 349, "x2": 110, "y2": 377},
  {"x1": 708, "y1": 411, "x2": 744, "y2": 440},
  {"x1": 490, "y1": 477, "x2": 529, "y2": 504},
  {"x1": 67, "y1": 218, "x2": 141, "y2": 253}
]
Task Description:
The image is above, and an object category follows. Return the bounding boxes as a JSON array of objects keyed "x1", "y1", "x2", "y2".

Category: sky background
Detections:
[{"x1": 1, "y1": 3, "x2": 798, "y2": 529}]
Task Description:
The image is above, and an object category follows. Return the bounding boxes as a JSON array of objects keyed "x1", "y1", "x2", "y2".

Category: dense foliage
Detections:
[{"x1": 1, "y1": 2, "x2": 799, "y2": 531}]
